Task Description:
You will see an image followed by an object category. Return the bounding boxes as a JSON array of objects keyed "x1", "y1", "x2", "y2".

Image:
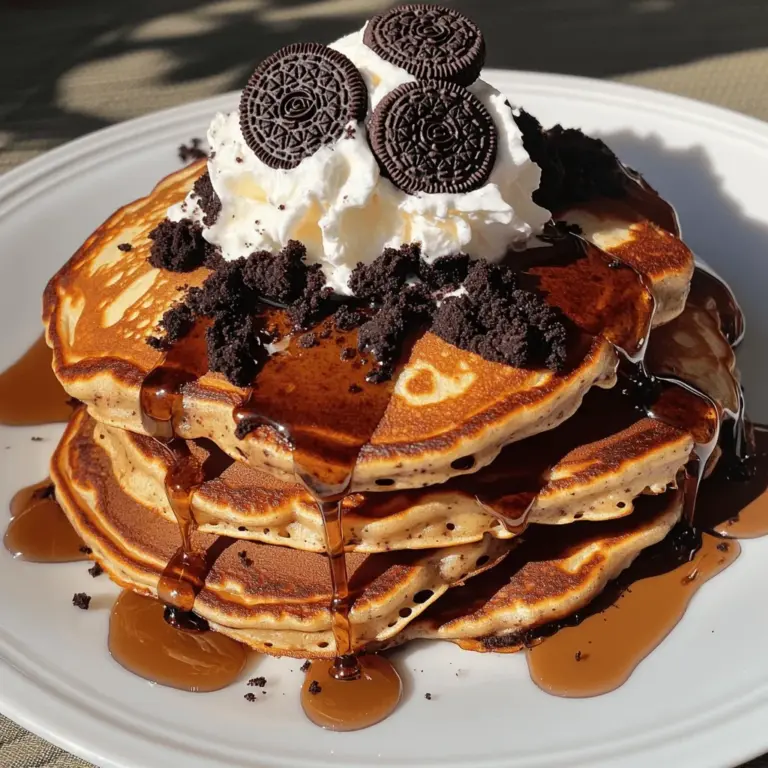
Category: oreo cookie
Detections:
[
  {"x1": 363, "y1": 4, "x2": 485, "y2": 86},
  {"x1": 369, "y1": 80, "x2": 497, "y2": 195},
  {"x1": 240, "y1": 43, "x2": 367, "y2": 169}
]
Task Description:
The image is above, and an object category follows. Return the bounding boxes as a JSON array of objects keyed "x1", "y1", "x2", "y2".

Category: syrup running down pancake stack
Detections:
[{"x1": 34, "y1": 3, "x2": 755, "y2": 730}]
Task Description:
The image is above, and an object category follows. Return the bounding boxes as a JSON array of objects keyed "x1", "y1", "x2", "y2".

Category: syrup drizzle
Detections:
[
  {"x1": 232, "y1": 322, "x2": 403, "y2": 728},
  {"x1": 526, "y1": 267, "x2": 762, "y2": 697},
  {"x1": 139, "y1": 323, "x2": 211, "y2": 631},
  {"x1": 526, "y1": 527, "x2": 740, "y2": 697}
]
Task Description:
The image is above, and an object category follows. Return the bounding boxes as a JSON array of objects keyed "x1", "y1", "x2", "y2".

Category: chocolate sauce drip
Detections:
[
  {"x1": 0, "y1": 335, "x2": 73, "y2": 425},
  {"x1": 109, "y1": 590, "x2": 247, "y2": 691},
  {"x1": 697, "y1": 423, "x2": 768, "y2": 537},
  {"x1": 4, "y1": 479, "x2": 87, "y2": 562}
]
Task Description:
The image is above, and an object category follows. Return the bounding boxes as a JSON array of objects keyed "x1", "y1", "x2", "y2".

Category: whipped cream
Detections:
[{"x1": 169, "y1": 27, "x2": 550, "y2": 295}]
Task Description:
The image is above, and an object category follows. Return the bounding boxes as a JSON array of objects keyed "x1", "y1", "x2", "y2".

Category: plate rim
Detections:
[{"x1": 2, "y1": 70, "x2": 768, "y2": 768}]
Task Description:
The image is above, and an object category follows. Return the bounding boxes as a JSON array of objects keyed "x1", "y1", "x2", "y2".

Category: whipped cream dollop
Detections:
[{"x1": 169, "y1": 27, "x2": 550, "y2": 295}]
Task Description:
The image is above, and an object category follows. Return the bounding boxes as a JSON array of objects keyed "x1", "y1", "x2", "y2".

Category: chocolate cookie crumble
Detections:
[
  {"x1": 117, "y1": 243, "x2": 133, "y2": 252},
  {"x1": 513, "y1": 109, "x2": 625, "y2": 213},
  {"x1": 432, "y1": 260, "x2": 568, "y2": 371},
  {"x1": 72, "y1": 592, "x2": 91, "y2": 610},
  {"x1": 178, "y1": 138, "x2": 207, "y2": 163},
  {"x1": 308, "y1": 680, "x2": 322, "y2": 695},
  {"x1": 248, "y1": 676, "x2": 267, "y2": 687},
  {"x1": 148, "y1": 219, "x2": 219, "y2": 273},
  {"x1": 192, "y1": 172, "x2": 222, "y2": 227},
  {"x1": 88, "y1": 562, "x2": 104, "y2": 578}
]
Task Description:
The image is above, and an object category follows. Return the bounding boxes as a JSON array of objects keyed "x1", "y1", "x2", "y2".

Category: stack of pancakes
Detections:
[{"x1": 43, "y1": 156, "x2": 742, "y2": 659}]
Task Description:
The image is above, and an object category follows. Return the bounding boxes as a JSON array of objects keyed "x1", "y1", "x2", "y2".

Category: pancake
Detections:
[
  {"x1": 98, "y1": 384, "x2": 691, "y2": 553},
  {"x1": 52, "y1": 408, "x2": 509, "y2": 658},
  {"x1": 400, "y1": 489, "x2": 683, "y2": 651},
  {"x1": 559, "y1": 197, "x2": 693, "y2": 326},
  {"x1": 43, "y1": 159, "x2": 701, "y2": 492}
]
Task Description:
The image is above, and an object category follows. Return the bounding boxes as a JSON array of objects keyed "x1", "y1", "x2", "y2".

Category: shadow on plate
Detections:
[{"x1": 600, "y1": 130, "x2": 768, "y2": 421}]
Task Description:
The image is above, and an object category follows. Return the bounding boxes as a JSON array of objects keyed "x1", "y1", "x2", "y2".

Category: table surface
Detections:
[{"x1": 2, "y1": 0, "x2": 768, "y2": 766}]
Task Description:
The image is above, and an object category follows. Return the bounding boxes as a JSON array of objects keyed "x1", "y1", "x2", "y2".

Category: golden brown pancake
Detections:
[
  {"x1": 400, "y1": 489, "x2": 683, "y2": 651},
  {"x1": 46, "y1": 161, "x2": 709, "y2": 492},
  {"x1": 98, "y1": 385, "x2": 691, "y2": 552},
  {"x1": 559, "y1": 198, "x2": 694, "y2": 325},
  {"x1": 52, "y1": 408, "x2": 510, "y2": 658}
]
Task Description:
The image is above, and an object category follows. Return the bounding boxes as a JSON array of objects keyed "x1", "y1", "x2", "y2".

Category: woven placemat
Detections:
[{"x1": 1, "y1": 1, "x2": 768, "y2": 766}]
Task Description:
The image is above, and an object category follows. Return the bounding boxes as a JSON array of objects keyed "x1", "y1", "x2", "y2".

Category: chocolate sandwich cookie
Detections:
[
  {"x1": 369, "y1": 80, "x2": 497, "y2": 195},
  {"x1": 240, "y1": 43, "x2": 367, "y2": 170},
  {"x1": 364, "y1": 4, "x2": 485, "y2": 86}
]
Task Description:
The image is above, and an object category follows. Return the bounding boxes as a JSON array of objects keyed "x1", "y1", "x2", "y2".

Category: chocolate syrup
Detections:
[
  {"x1": 4, "y1": 479, "x2": 87, "y2": 562},
  {"x1": 0, "y1": 335, "x2": 72, "y2": 425},
  {"x1": 697, "y1": 423, "x2": 768, "y2": 538},
  {"x1": 233, "y1": 323, "x2": 402, "y2": 727},
  {"x1": 109, "y1": 589, "x2": 247, "y2": 691},
  {"x1": 526, "y1": 528, "x2": 739, "y2": 697}
]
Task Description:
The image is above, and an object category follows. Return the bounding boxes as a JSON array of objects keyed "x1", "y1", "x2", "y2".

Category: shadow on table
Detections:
[
  {"x1": 4, "y1": 0, "x2": 768, "y2": 163},
  {"x1": 600, "y1": 128, "x2": 768, "y2": 421}
]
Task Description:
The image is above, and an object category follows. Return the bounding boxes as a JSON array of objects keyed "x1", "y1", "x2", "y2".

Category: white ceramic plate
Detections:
[{"x1": 1, "y1": 71, "x2": 768, "y2": 768}]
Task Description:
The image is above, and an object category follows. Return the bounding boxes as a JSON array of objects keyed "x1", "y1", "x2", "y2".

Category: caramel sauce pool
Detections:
[
  {"x1": 527, "y1": 532, "x2": 739, "y2": 697},
  {"x1": 109, "y1": 590, "x2": 247, "y2": 692},
  {"x1": 0, "y1": 335, "x2": 71, "y2": 425},
  {"x1": 301, "y1": 656, "x2": 403, "y2": 731},
  {"x1": 4, "y1": 478, "x2": 86, "y2": 562}
]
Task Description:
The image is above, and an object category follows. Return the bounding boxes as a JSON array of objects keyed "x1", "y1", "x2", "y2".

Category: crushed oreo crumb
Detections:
[
  {"x1": 31, "y1": 436, "x2": 43, "y2": 442},
  {"x1": 298, "y1": 332, "x2": 317, "y2": 349},
  {"x1": 238, "y1": 549, "x2": 255, "y2": 567},
  {"x1": 432, "y1": 261, "x2": 568, "y2": 370},
  {"x1": 425, "y1": 692, "x2": 432, "y2": 700},
  {"x1": 248, "y1": 676, "x2": 267, "y2": 687},
  {"x1": 340, "y1": 346, "x2": 356, "y2": 361},
  {"x1": 117, "y1": 243, "x2": 133, "y2": 252},
  {"x1": 349, "y1": 243, "x2": 420, "y2": 301},
  {"x1": 717, "y1": 542, "x2": 730, "y2": 552},
  {"x1": 334, "y1": 305, "x2": 364, "y2": 332},
  {"x1": 148, "y1": 219, "x2": 218, "y2": 273},
  {"x1": 72, "y1": 592, "x2": 91, "y2": 610},
  {"x1": 419, "y1": 254, "x2": 471, "y2": 291},
  {"x1": 357, "y1": 284, "x2": 433, "y2": 382},
  {"x1": 147, "y1": 303, "x2": 195, "y2": 350},
  {"x1": 513, "y1": 109, "x2": 625, "y2": 212},
  {"x1": 88, "y1": 562, "x2": 104, "y2": 578},
  {"x1": 79, "y1": 546, "x2": 92, "y2": 555},
  {"x1": 192, "y1": 172, "x2": 222, "y2": 227},
  {"x1": 244, "y1": 692, "x2": 257, "y2": 702},
  {"x1": 575, "y1": 650, "x2": 582, "y2": 661},
  {"x1": 308, "y1": 680, "x2": 322, "y2": 695},
  {"x1": 178, "y1": 138, "x2": 207, "y2": 163},
  {"x1": 300, "y1": 660, "x2": 311, "y2": 672}
]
